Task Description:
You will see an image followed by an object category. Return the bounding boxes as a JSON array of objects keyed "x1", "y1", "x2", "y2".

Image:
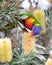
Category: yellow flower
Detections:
[
  {"x1": 45, "y1": 58, "x2": 52, "y2": 65},
  {"x1": 22, "y1": 32, "x2": 35, "y2": 55},
  {"x1": 0, "y1": 37, "x2": 12, "y2": 63},
  {"x1": 33, "y1": 9, "x2": 46, "y2": 34}
]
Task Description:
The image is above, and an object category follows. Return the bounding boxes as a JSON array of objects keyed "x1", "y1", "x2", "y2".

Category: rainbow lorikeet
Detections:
[
  {"x1": 17, "y1": 13, "x2": 42, "y2": 35},
  {"x1": 24, "y1": 17, "x2": 42, "y2": 35}
]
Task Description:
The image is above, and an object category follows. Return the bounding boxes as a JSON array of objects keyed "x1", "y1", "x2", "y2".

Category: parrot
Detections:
[
  {"x1": 24, "y1": 16, "x2": 42, "y2": 35},
  {"x1": 15, "y1": 13, "x2": 42, "y2": 35}
]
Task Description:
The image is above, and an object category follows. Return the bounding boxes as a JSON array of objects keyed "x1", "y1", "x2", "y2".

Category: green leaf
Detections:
[
  {"x1": 0, "y1": 26, "x2": 10, "y2": 33},
  {"x1": 13, "y1": 49, "x2": 21, "y2": 59},
  {"x1": 0, "y1": 0, "x2": 4, "y2": 6},
  {"x1": 11, "y1": 60, "x2": 23, "y2": 65},
  {"x1": 0, "y1": 0, "x2": 3, "y2": 2}
]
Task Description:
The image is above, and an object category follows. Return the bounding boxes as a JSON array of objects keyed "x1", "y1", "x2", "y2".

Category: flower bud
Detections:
[
  {"x1": 0, "y1": 37, "x2": 12, "y2": 63},
  {"x1": 45, "y1": 58, "x2": 52, "y2": 65},
  {"x1": 22, "y1": 32, "x2": 35, "y2": 55},
  {"x1": 33, "y1": 9, "x2": 46, "y2": 34}
]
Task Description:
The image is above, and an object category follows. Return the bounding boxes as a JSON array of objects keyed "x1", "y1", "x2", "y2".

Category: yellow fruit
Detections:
[
  {"x1": 0, "y1": 37, "x2": 12, "y2": 63},
  {"x1": 22, "y1": 32, "x2": 35, "y2": 55},
  {"x1": 33, "y1": 9, "x2": 46, "y2": 34},
  {"x1": 45, "y1": 58, "x2": 52, "y2": 65}
]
